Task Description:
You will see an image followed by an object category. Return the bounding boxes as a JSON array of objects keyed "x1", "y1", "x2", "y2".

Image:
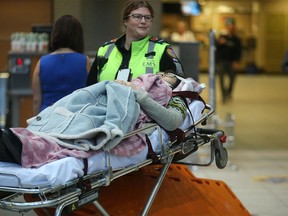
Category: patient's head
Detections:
[{"x1": 157, "y1": 72, "x2": 181, "y2": 89}]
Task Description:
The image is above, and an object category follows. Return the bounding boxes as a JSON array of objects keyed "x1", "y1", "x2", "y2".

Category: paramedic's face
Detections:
[{"x1": 124, "y1": 7, "x2": 153, "y2": 41}]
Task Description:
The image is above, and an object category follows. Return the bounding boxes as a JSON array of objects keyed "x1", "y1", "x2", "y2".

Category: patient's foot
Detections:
[{"x1": 1, "y1": 129, "x2": 22, "y2": 165}]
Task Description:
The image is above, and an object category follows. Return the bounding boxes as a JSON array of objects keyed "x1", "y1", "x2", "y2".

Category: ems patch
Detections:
[
  {"x1": 150, "y1": 36, "x2": 158, "y2": 41},
  {"x1": 143, "y1": 59, "x2": 156, "y2": 67}
]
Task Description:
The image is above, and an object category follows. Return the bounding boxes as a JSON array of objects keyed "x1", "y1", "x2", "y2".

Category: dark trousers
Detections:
[{"x1": 217, "y1": 61, "x2": 236, "y2": 101}]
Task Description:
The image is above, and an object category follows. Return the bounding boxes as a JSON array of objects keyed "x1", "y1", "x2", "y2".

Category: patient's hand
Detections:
[{"x1": 115, "y1": 80, "x2": 138, "y2": 90}]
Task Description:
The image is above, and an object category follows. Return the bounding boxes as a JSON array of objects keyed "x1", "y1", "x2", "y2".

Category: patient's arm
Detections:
[{"x1": 135, "y1": 90, "x2": 186, "y2": 131}]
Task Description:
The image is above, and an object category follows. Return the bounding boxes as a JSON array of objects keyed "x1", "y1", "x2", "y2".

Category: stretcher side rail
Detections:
[
  {"x1": 170, "y1": 105, "x2": 228, "y2": 169},
  {"x1": 0, "y1": 169, "x2": 107, "y2": 195},
  {"x1": 185, "y1": 104, "x2": 215, "y2": 134},
  {"x1": 157, "y1": 103, "x2": 213, "y2": 161}
]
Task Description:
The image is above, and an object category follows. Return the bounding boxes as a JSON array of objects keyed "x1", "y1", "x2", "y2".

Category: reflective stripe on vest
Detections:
[
  {"x1": 105, "y1": 43, "x2": 115, "y2": 59},
  {"x1": 103, "y1": 41, "x2": 157, "y2": 74},
  {"x1": 146, "y1": 41, "x2": 156, "y2": 74}
]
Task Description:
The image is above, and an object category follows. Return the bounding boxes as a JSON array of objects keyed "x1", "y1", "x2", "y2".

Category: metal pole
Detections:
[
  {"x1": 0, "y1": 73, "x2": 9, "y2": 129},
  {"x1": 207, "y1": 29, "x2": 219, "y2": 130},
  {"x1": 141, "y1": 156, "x2": 173, "y2": 216},
  {"x1": 208, "y1": 29, "x2": 216, "y2": 112},
  {"x1": 208, "y1": 30, "x2": 236, "y2": 147}
]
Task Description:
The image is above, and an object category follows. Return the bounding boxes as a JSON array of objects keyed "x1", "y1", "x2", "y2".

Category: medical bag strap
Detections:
[
  {"x1": 104, "y1": 43, "x2": 115, "y2": 59},
  {"x1": 78, "y1": 158, "x2": 92, "y2": 194},
  {"x1": 145, "y1": 41, "x2": 156, "y2": 74},
  {"x1": 167, "y1": 128, "x2": 186, "y2": 145},
  {"x1": 83, "y1": 158, "x2": 88, "y2": 175},
  {"x1": 145, "y1": 134, "x2": 159, "y2": 163}
]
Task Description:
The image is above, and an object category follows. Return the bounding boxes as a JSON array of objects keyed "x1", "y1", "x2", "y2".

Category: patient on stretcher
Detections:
[{"x1": 0, "y1": 73, "x2": 204, "y2": 168}]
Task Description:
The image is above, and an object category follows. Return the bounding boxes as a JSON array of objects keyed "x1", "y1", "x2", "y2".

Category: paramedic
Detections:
[
  {"x1": 86, "y1": 0, "x2": 184, "y2": 86},
  {"x1": 32, "y1": 15, "x2": 90, "y2": 115},
  {"x1": 216, "y1": 18, "x2": 242, "y2": 103}
]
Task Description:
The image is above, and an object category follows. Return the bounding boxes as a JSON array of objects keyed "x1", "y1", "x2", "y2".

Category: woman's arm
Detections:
[
  {"x1": 135, "y1": 90, "x2": 186, "y2": 131},
  {"x1": 115, "y1": 80, "x2": 187, "y2": 131},
  {"x1": 32, "y1": 60, "x2": 42, "y2": 115}
]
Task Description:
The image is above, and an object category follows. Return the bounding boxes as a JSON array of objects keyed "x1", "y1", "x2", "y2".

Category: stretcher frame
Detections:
[{"x1": 0, "y1": 103, "x2": 228, "y2": 216}]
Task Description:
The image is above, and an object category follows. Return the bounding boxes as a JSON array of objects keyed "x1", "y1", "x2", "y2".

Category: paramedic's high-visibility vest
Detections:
[{"x1": 97, "y1": 36, "x2": 168, "y2": 81}]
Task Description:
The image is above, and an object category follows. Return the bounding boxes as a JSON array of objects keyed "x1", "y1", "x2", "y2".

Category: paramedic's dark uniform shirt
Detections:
[{"x1": 86, "y1": 37, "x2": 183, "y2": 86}]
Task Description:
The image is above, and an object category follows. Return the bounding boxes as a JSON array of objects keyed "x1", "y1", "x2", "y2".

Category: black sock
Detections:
[
  {"x1": 1, "y1": 129, "x2": 22, "y2": 165},
  {"x1": 0, "y1": 131, "x2": 19, "y2": 164}
]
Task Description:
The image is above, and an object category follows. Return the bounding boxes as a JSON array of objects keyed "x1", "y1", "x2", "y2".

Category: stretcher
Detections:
[{"x1": 0, "y1": 100, "x2": 228, "y2": 216}]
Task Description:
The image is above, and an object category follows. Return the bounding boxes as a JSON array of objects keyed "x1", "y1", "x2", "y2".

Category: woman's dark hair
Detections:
[
  {"x1": 122, "y1": 0, "x2": 154, "y2": 22},
  {"x1": 50, "y1": 15, "x2": 84, "y2": 53},
  {"x1": 163, "y1": 70, "x2": 182, "y2": 89}
]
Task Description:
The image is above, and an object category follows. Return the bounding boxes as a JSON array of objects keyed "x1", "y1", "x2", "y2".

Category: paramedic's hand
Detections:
[{"x1": 115, "y1": 80, "x2": 138, "y2": 90}]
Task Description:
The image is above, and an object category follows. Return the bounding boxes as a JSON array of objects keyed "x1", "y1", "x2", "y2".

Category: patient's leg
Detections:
[
  {"x1": 0, "y1": 129, "x2": 22, "y2": 165},
  {"x1": 0, "y1": 130, "x2": 19, "y2": 164}
]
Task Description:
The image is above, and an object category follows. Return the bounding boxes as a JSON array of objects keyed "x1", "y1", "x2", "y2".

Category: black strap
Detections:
[
  {"x1": 83, "y1": 158, "x2": 88, "y2": 175},
  {"x1": 172, "y1": 91, "x2": 199, "y2": 100},
  {"x1": 167, "y1": 128, "x2": 186, "y2": 145},
  {"x1": 145, "y1": 134, "x2": 159, "y2": 162}
]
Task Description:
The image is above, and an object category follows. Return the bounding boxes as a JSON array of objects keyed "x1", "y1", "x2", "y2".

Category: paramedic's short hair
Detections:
[{"x1": 122, "y1": 0, "x2": 154, "y2": 22}]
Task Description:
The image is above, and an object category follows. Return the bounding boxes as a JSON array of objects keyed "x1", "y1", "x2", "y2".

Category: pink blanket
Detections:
[{"x1": 11, "y1": 128, "x2": 97, "y2": 168}]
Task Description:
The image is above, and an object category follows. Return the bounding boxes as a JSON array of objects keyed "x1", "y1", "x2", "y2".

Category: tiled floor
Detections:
[
  {"x1": 188, "y1": 149, "x2": 288, "y2": 216},
  {"x1": 189, "y1": 73, "x2": 288, "y2": 216}
]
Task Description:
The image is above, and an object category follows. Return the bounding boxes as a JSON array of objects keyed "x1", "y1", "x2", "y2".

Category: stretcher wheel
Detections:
[{"x1": 215, "y1": 148, "x2": 228, "y2": 169}]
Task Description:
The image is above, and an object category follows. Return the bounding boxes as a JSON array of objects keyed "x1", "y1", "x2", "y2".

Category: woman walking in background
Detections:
[{"x1": 32, "y1": 15, "x2": 90, "y2": 114}]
